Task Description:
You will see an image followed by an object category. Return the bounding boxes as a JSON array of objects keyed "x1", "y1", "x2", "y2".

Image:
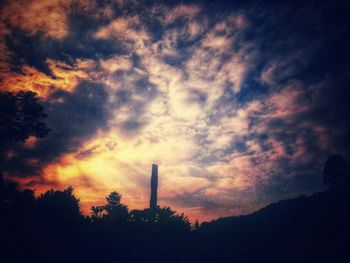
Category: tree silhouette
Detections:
[
  {"x1": 156, "y1": 207, "x2": 190, "y2": 233},
  {"x1": 0, "y1": 178, "x2": 35, "y2": 213},
  {"x1": 104, "y1": 191, "x2": 128, "y2": 222},
  {"x1": 91, "y1": 205, "x2": 105, "y2": 220},
  {"x1": 194, "y1": 219, "x2": 200, "y2": 230},
  {"x1": 0, "y1": 91, "x2": 50, "y2": 144},
  {"x1": 36, "y1": 187, "x2": 81, "y2": 221},
  {"x1": 129, "y1": 206, "x2": 191, "y2": 233},
  {"x1": 323, "y1": 155, "x2": 350, "y2": 190}
]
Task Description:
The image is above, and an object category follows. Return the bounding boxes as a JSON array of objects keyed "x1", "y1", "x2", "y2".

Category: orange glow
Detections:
[
  {"x1": 0, "y1": 1, "x2": 323, "y2": 223},
  {"x1": 2, "y1": 0, "x2": 72, "y2": 40},
  {"x1": 0, "y1": 59, "x2": 93, "y2": 98},
  {"x1": 24, "y1": 136, "x2": 39, "y2": 149}
]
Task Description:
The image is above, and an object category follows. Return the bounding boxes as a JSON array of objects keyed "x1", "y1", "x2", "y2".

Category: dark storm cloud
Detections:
[
  {"x1": 0, "y1": 81, "x2": 110, "y2": 177},
  {"x1": 109, "y1": 70, "x2": 159, "y2": 135},
  {"x1": 305, "y1": 73, "x2": 350, "y2": 152},
  {"x1": 6, "y1": 20, "x2": 125, "y2": 75},
  {"x1": 235, "y1": 0, "x2": 350, "y2": 101},
  {"x1": 3, "y1": 0, "x2": 150, "y2": 75},
  {"x1": 225, "y1": 0, "x2": 350, "y2": 198}
]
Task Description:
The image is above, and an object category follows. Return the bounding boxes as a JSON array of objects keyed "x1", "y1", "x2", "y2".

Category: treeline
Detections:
[
  {"x1": 0, "y1": 178, "x2": 192, "y2": 263},
  {"x1": 1, "y1": 154, "x2": 350, "y2": 263}
]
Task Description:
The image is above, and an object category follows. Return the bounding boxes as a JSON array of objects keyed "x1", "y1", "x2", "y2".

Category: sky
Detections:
[{"x1": 0, "y1": 0, "x2": 349, "y2": 222}]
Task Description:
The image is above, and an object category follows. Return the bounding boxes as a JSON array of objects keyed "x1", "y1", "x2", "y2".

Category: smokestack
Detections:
[{"x1": 150, "y1": 164, "x2": 158, "y2": 209}]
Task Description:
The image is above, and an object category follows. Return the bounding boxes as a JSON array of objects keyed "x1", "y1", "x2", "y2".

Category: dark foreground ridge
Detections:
[{"x1": 1, "y1": 171, "x2": 349, "y2": 263}]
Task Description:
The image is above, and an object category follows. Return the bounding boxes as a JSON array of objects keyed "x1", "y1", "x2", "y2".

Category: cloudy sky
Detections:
[{"x1": 1, "y1": 0, "x2": 349, "y2": 221}]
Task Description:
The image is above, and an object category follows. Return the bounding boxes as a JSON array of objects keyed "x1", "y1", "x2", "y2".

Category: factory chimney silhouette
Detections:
[{"x1": 150, "y1": 164, "x2": 158, "y2": 209}]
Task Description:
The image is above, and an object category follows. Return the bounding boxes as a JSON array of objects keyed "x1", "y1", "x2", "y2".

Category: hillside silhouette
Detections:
[
  {"x1": 197, "y1": 190, "x2": 350, "y2": 262},
  {"x1": 197, "y1": 155, "x2": 350, "y2": 262}
]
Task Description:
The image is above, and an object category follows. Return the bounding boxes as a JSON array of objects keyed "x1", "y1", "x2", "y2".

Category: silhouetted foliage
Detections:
[
  {"x1": 0, "y1": 177, "x2": 35, "y2": 212},
  {"x1": 194, "y1": 219, "x2": 200, "y2": 230},
  {"x1": 323, "y1": 155, "x2": 350, "y2": 190},
  {"x1": 1, "y1": 158, "x2": 350, "y2": 263},
  {"x1": 129, "y1": 206, "x2": 191, "y2": 233},
  {"x1": 91, "y1": 205, "x2": 105, "y2": 219},
  {"x1": 0, "y1": 91, "x2": 50, "y2": 144},
  {"x1": 104, "y1": 191, "x2": 128, "y2": 222},
  {"x1": 36, "y1": 186, "x2": 82, "y2": 221}
]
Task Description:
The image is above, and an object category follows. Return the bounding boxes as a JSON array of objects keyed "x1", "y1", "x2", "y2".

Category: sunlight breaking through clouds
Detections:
[{"x1": 1, "y1": 0, "x2": 349, "y2": 221}]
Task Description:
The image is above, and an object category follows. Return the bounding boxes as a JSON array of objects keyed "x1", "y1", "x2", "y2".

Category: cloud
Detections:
[
  {"x1": 0, "y1": 58, "x2": 95, "y2": 98},
  {"x1": 1, "y1": 81, "x2": 110, "y2": 178},
  {"x1": 94, "y1": 15, "x2": 150, "y2": 55},
  {"x1": 163, "y1": 4, "x2": 201, "y2": 24},
  {"x1": 99, "y1": 55, "x2": 132, "y2": 74},
  {"x1": 1, "y1": 1, "x2": 350, "y2": 222},
  {"x1": 1, "y1": 0, "x2": 72, "y2": 40}
]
